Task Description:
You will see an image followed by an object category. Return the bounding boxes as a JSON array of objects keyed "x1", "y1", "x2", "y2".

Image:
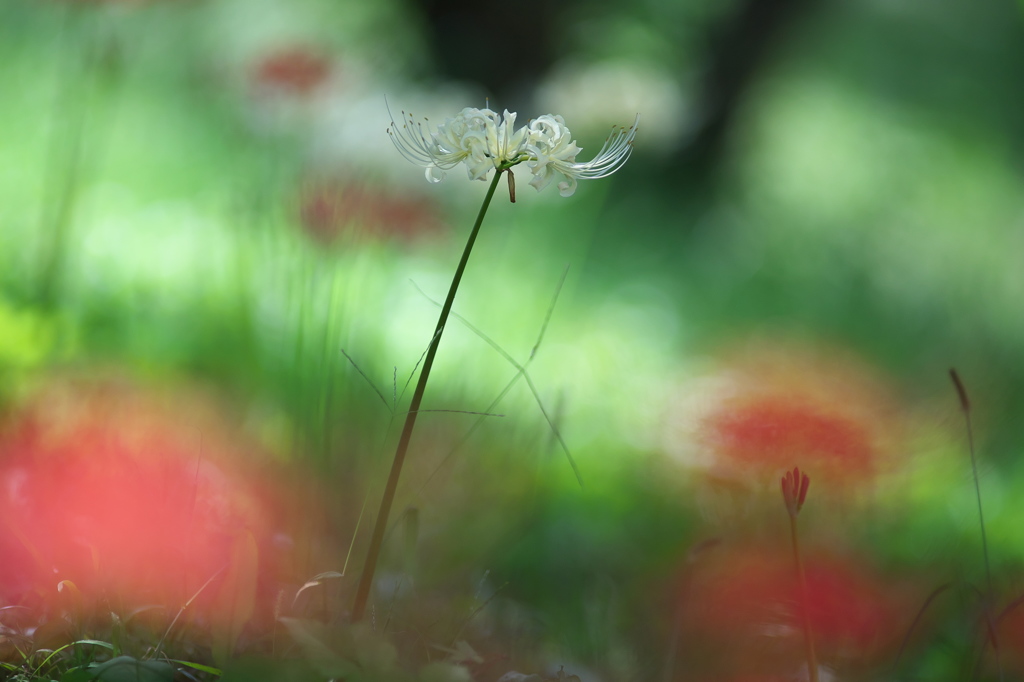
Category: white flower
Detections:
[
  {"x1": 388, "y1": 105, "x2": 639, "y2": 197},
  {"x1": 388, "y1": 107, "x2": 529, "y2": 184},
  {"x1": 527, "y1": 113, "x2": 640, "y2": 197}
]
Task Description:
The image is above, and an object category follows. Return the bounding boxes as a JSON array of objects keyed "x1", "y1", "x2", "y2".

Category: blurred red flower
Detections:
[
  {"x1": 692, "y1": 343, "x2": 903, "y2": 488},
  {"x1": 251, "y1": 48, "x2": 332, "y2": 98},
  {"x1": 707, "y1": 396, "x2": 876, "y2": 480},
  {"x1": 678, "y1": 546, "x2": 908, "y2": 670},
  {"x1": 0, "y1": 379, "x2": 328, "y2": 626},
  {"x1": 298, "y1": 180, "x2": 444, "y2": 246}
]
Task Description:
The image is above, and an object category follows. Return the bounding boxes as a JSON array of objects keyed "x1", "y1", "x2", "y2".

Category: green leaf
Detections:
[
  {"x1": 166, "y1": 659, "x2": 222, "y2": 676},
  {"x1": 87, "y1": 656, "x2": 175, "y2": 682},
  {"x1": 291, "y1": 571, "x2": 345, "y2": 610},
  {"x1": 60, "y1": 663, "x2": 95, "y2": 679},
  {"x1": 110, "y1": 613, "x2": 124, "y2": 658},
  {"x1": 72, "y1": 639, "x2": 116, "y2": 650},
  {"x1": 61, "y1": 667, "x2": 96, "y2": 682},
  {"x1": 31, "y1": 638, "x2": 116, "y2": 678},
  {"x1": 57, "y1": 580, "x2": 82, "y2": 601}
]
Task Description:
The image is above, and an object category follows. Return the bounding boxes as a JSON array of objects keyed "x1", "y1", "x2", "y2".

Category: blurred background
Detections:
[{"x1": 2, "y1": 0, "x2": 1024, "y2": 679}]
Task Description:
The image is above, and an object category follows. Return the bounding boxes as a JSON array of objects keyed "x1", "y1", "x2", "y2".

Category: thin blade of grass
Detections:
[
  {"x1": 31, "y1": 639, "x2": 114, "y2": 678},
  {"x1": 950, "y1": 369, "x2": 1001, "y2": 681},
  {"x1": 893, "y1": 583, "x2": 951, "y2": 670},
  {"x1": 341, "y1": 348, "x2": 392, "y2": 412},
  {"x1": 400, "y1": 326, "x2": 444, "y2": 402},
  {"x1": 292, "y1": 572, "x2": 346, "y2": 612},
  {"x1": 451, "y1": 582, "x2": 508, "y2": 646},
  {"x1": 420, "y1": 367, "x2": 527, "y2": 493},
  {"x1": 343, "y1": 490, "x2": 370, "y2": 578},
  {"x1": 522, "y1": 371, "x2": 581, "y2": 488},
  {"x1": 410, "y1": 269, "x2": 581, "y2": 487},
  {"x1": 154, "y1": 567, "x2": 226, "y2": 656},
  {"x1": 166, "y1": 660, "x2": 223, "y2": 676},
  {"x1": 530, "y1": 266, "x2": 569, "y2": 360}
]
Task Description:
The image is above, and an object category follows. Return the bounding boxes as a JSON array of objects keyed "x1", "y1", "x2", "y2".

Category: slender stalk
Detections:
[
  {"x1": 950, "y1": 369, "x2": 1001, "y2": 680},
  {"x1": 789, "y1": 513, "x2": 819, "y2": 682},
  {"x1": 351, "y1": 170, "x2": 506, "y2": 621},
  {"x1": 950, "y1": 370, "x2": 993, "y2": 598}
]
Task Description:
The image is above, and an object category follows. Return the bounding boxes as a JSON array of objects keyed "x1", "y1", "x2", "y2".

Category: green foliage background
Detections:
[{"x1": 2, "y1": 0, "x2": 1024, "y2": 679}]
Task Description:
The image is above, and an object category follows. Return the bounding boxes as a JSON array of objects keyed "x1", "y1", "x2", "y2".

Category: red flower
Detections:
[
  {"x1": 679, "y1": 546, "x2": 907, "y2": 667},
  {"x1": 298, "y1": 180, "x2": 444, "y2": 246},
  {"x1": 692, "y1": 344, "x2": 902, "y2": 488},
  {"x1": 0, "y1": 380, "x2": 331, "y2": 626},
  {"x1": 781, "y1": 466, "x2": 810, "y2": 517},
  {"x1": 251, "y1": 48, "x2": 332, "y2": 97},
  {"x1": 708, "y1": 396, "x2": 875, "y2": 479}
]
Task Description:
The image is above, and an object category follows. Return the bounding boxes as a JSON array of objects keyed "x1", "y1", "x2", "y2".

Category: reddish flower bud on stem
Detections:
[
  {"x1": 783, "y1": 465, "x2": 819, "y2": 682},
  {"x1": 781, "y1": 466, "x2": 810, "y2": 518}
]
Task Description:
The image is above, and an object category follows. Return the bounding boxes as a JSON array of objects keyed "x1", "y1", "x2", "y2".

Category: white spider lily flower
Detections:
[
  {"x1": 480, "y1": 109, "x2": 531, "y2": 176},
  {"x1": 527, "y1": 113, "x2": 640, "y2": 197},
  {"x1": 388, "y1": 107, "x2": 477, "y2": 183},
  {"x1": 388, "y1": 107, "x2": 529, "y2": 183},
  {"x1": 388, "y1": 105, "x2": 638, "y2": 196}
]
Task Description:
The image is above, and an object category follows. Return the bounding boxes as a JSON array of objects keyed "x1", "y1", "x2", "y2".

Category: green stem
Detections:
[
  {"x1": 790, "y1": 514, "x2": 819, "y2": 682},
  {"x1": 952, "y1": 369, "x2": 1001, "y2": 681},
  {"x1": 351, "y1": 170, "x2": 505, "y2": 621},
  {"x1": 964, "y1": 399, "x2": 993, "y2": 601}
]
